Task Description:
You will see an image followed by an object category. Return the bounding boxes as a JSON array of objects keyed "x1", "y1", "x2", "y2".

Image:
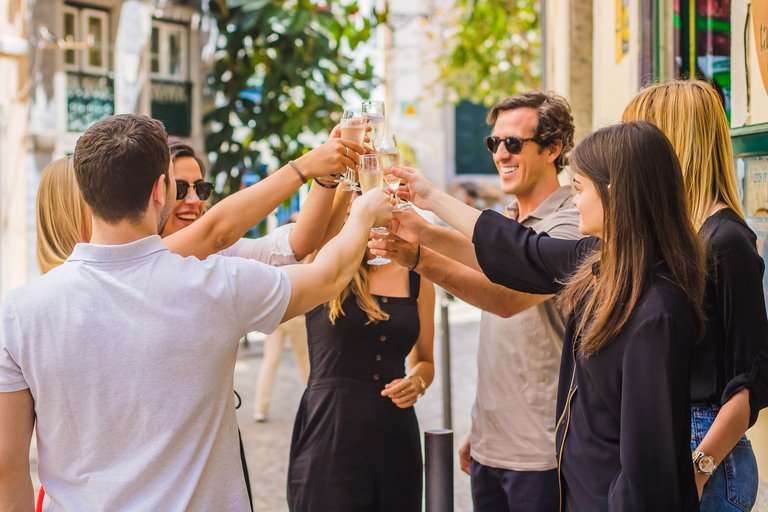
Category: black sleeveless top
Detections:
[{"x1": 287, "y1": 270, "x2": 424, "y2": 512}]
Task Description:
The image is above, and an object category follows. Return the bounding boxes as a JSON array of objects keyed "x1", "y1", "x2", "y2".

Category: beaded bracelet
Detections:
[
  {"x1": 314, "y1": 177, "x2": 339, "y2": 189},
  {"x1": 408, "y1": 245, "x2": 422, "y2": 271}
]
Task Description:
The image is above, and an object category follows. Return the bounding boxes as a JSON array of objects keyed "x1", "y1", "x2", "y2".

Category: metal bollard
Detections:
[
  {"x1": 440, "y1": 292, "x2": 453, "y2": 430},
  {"x1": 425, "y1": 429, "x2": 454, "y2": 512}
]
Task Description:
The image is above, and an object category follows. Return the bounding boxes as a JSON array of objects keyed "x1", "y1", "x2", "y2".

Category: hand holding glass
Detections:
[
  {"x1": 373, "y1": 135, "x2": 412, "y2": 211},
  {"x1": 340, "y1": 110, "x2": 366, "y2": 191},
  {"x1": 359, "y1": 154, "x2": 391, "y2": 265}
]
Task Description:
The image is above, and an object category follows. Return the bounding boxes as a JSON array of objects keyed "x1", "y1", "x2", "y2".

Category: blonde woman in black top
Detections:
[
  {"x1": 624, "y1": 80, "x2": 768, "y2": 511},
  {"x1": 384, "y1": 121, "x2": 705, "y2": 511}
]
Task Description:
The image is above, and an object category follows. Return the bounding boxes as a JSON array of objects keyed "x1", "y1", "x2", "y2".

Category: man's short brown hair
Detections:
[
  {"x1": 487, "y1": 91, "x2": 574, "y2": 173},
  {"x1": 74, "y1": 115, "x2": 170, "y2": 223}
]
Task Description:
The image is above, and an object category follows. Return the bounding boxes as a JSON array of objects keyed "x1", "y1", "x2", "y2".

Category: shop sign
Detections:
[{"x1": 753, "y1": 0, "x2": 768, "y2": 94}]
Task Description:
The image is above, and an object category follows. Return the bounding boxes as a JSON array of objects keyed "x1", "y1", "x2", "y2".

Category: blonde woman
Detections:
[
  {"x1": 623, "y1": 80, "x2": 768, "y2": 511},
  {"x1": 287, "y1": 224, "x2": 435, "y2": 511}
]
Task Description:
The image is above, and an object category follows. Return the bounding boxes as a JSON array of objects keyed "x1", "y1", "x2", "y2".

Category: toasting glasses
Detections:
[
  {"x1": 372, "y1": 135, "x2": 412, "y2": 211},
  {"x1": 358, "y1": 154, "x2": 391, "y2": 266},
  {"x1": 339, "y1": 110, "x2": 366, "y2": 191}
]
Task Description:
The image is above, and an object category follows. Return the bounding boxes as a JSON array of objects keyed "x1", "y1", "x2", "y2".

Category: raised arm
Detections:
[
  {"x1": 279, "y1": 189, "x2": 393, "y2": 321},
  {"x1": 164, "y1": 137, "x2": 364, "y2": 260},
  {"x1": 391, "y1": 166, "x2": 483, "y2": 239},
  {"x1": 369, "y1": 235, "x2": 549, "y2": 317},
  {"x1": 0, "y1": 389, "x2": 35, "y2": 512}
]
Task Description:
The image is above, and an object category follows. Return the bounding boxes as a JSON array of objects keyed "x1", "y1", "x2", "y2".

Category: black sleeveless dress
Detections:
[{"x1": 287, "y1": 271, "x2": 423, "y2": 512}]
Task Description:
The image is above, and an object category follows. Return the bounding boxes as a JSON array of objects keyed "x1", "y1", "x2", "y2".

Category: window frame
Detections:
[
  {"x1": 79, "y1": 7, "x2": 109, "y2": 75},
  {"x1": 150, "y1": 20, "x2": 189, "y2": 82}
]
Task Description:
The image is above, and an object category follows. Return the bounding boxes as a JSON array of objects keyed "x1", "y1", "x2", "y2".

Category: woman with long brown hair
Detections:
[
  {"x1": 385, "y1": 120, "x2": 705, "y2": 510},
  {"x1": 623, "y1": 80, "x2": 768, "y2": 511},
  {"x1": 287, "y1": 198, "x2": 435, "y2": 511}
]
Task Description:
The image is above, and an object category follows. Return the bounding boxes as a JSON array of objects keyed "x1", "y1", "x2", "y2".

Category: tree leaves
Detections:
[
  {"x1": 204, "y1": 0, "x2": 379, "y2": 202},
  {"x1": 433, "y1": 0, "x2": 540, "y2": 106}
]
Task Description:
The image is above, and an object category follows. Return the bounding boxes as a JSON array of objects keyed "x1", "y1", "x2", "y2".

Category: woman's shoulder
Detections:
[{"x1": 701, "y1": 208, "x2": 757, "y2": 251}]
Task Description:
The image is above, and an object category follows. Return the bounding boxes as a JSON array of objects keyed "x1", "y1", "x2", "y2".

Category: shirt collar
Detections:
[
  {"x1": 506, "y1": 186, "x2": 574, "y2": 224},
  {"x1": 68, "y1": 235, "x2": 168, "y2": 264}
]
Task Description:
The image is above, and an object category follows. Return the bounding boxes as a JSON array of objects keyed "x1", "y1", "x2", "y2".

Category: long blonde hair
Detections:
[
  {"x1": 328, "y1": 258, "x2": 390, "y2": 325},
  {"x1": 622, "y1": 80, "x2": 744, "y2": 230},
  {"x1": 36, "y1": 157, "x2": 91, "y2": 274}
]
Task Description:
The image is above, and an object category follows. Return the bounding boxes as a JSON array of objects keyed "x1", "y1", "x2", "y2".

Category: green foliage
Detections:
[
  {"x1": 435, "y1": 0, "x2": 540, "y2": 106},
  {"x1": 205, "y1": 0, "x2": 384, "y2": 200}
]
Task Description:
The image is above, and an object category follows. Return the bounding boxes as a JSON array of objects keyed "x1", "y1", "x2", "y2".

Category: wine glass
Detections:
[
  {"x1": 359, "y1": 154, "x2": 391, "y2": 266},
  {"x1": 340, "y1": 110, "x2": 366, "y2": 191},
  {"x1": 362, "y1": 100, "x2": 386, "y2": 144},
  {"x1": 372, "y1": 134, "x2": 412, "y2": 211}
]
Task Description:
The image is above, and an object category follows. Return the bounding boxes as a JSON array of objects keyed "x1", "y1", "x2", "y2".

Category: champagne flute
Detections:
[
  {"x1": 359, "y1": 154, "x2": 391, "y2": 266},
  {"x1": 362, "y1": 100, "x2": 386, "y2": 144},
  {"x1": 340, "y1": 110, "x2": 366, "y2": 191},
  {"x1": 373, "y1": 134, "x2": 412, "y2": 211}
]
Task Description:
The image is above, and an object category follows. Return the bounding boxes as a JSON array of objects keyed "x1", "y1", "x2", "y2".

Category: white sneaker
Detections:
[{"x1": 254, "y1": 413, "x2": 267, "y2": 423}]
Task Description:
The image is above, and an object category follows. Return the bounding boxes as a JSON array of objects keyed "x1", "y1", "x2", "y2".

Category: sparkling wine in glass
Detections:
[
  {"x1": 373, "y1": 135, "x2": 411, "y2": 211},
  {"x1": 340, "y1": 110, "x2": 366, "y2": 191},
  {"x1": 362, "y1": 100, "x2": 386, "y2": 143},
  {"x1": 359, "y1": 154, "x2": 391, "y2": 266}
]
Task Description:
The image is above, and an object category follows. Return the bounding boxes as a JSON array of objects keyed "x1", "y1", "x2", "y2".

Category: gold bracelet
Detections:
[{"x1": 408, "y1": 374, "x2": 427, "y2": 397}]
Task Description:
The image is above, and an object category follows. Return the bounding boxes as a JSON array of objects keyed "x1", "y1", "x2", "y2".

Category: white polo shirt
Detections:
[{"x1": 0, "y1": 235, "x2": 291, "y2": 511}]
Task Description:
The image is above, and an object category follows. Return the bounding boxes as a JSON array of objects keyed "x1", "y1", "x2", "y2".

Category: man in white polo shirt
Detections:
[
  {"x1": 0, "y1": 114, "x2": 392, "y2": 512},
  {"x1": 369, "y1": 92, "x2": 581, "y2": 512}
]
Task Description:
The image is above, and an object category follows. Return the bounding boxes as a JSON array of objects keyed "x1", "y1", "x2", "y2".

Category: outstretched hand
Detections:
[
  {"x1": 350, "y1": 188, "x2": 394, "y2": 229},
  {"x1": 367, "y1": 232, "x2": 419, "y2": 269},
  {"x1": 298, "y1": 130, "x2": 365, "y2": 181},
  {"x1": 390, "y1": 166, "x2": 438, "y2": 211}
]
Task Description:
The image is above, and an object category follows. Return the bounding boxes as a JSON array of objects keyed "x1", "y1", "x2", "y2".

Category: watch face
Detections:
[{"x1": 697, "y1": 455, "x2": 716, "y2": 474}]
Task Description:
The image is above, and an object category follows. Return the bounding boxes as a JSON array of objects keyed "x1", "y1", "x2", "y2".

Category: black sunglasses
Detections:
[
  {"x1": 484, "y1": 136, "x2": 535, "y2": 154},
  {"x1": 176, "y1": 180, "x2": 214, "y2": 201}
]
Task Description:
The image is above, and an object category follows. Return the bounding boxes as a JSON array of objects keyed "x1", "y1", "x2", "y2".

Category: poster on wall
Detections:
[
  {"x1": 743, "y1": 156, "x2": 768, "y2": 314},
  {"x1": 615, "y1": 0, "x2": 629, "y2": 63},
  {"x1": 752, "y1": 0, "x2": 768, "y2": 95}
]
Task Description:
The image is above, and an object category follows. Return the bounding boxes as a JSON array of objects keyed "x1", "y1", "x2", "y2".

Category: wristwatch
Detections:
[{"x1": 692, "y1": 451, "x2": 717, "y2": 475}]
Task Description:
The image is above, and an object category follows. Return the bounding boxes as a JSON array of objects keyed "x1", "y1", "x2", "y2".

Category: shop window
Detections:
[
  {"x1": 62, "y1": 4, "x2": 113, "y2": 132},
  {"x1": 150, "y1": 20, "x2": 192, "y2": 136},
  {"x1": 454, "y1": 101, "x2": 494, "y2": 175}
]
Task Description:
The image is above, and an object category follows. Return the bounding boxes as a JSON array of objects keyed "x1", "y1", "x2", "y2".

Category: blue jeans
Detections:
[{"x1": 691, "y1": 403, "x2": 759, "y2": 512}]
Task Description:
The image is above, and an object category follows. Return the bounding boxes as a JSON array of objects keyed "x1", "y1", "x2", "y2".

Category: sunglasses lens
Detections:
[
  {"x1": 175, "y1": 181, "x2": 188, "y2": 200},
  {"x1": 504, "y1": 138, "x2": 524, "y2": 154},
  {"x1": 196, "y1": 183, "x2": 213, "y2": 201},
  {"x1": 485, "y1": 137, "x2": 499, "y2": 153}
]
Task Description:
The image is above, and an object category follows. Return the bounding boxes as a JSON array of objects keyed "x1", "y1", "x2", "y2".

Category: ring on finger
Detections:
[{"x1": 345, "y1": 146, "x2": 349, "y2": 156}]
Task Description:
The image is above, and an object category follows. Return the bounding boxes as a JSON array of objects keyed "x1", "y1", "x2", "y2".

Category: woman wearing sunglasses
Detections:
[
  {"x1": 387, "y1": 121, "x2": 705, "y2": 511},
  {"x1": 36, "y1": 128, "x2": 361, "y2": 273}
]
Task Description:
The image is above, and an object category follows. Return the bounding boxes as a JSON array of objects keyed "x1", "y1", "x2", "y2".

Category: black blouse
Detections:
[
  {"x1": 694, "y1": 208, "x2": 768, "y2": 426},
  {"x1": 473, "y1": 210, "x2": 699, "y2": 512}
]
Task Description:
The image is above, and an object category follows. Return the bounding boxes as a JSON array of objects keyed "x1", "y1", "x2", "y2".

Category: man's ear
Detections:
[
  {"x1": 546, "y1": 140, "x2": 563, "y2": 165},
  {"x1": 151, "y1": 174, "x2": 167, "y2": 207}
]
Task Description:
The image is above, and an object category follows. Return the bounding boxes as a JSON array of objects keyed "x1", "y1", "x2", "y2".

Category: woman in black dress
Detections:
[
  {"x1": 388, "y1": 121, "x2": 705, "y2": 511},
  {"x1": 623, "y1": 80, "x2": 768, "y2": 511},
  {"x1": 287, "y1": 245, "x2": 435, "y2": 512}
]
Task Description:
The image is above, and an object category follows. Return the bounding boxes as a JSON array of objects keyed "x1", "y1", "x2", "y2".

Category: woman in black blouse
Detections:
[
  {"x1": 387, "y1": 121, "x2": 705, "y2": 511},
  {"x1": 623, "y1": 80, "x2": 768, "y2": 511}
]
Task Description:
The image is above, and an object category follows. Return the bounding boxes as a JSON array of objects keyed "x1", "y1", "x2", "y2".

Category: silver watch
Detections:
[{"x1": 692, "y1": 451, "x2": 717, "y2": 475}]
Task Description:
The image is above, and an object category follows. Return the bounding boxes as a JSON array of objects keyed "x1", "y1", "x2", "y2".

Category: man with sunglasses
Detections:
[
  {"x1": 0, "y1": 114, "x2": 393, "y2": 512},
  {"x1": 368, "y1": 91, "x2": 582, "y2": 512}
]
